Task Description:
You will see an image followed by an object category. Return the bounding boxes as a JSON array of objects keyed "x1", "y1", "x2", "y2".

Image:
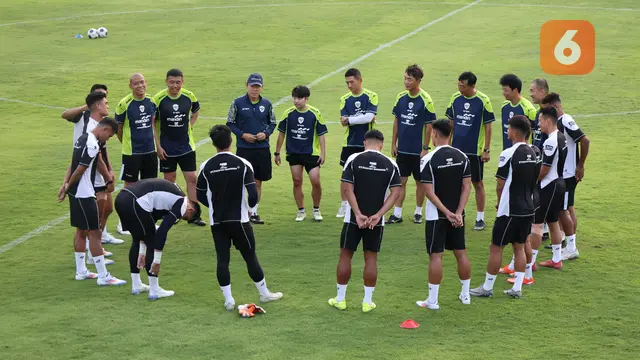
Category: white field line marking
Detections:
[
  {"x1": 0, "y1": 1, "x2": 637, "y2": 27},
  {"x1": 0, "y1": 0, "x2": 481, "y2": 254}
]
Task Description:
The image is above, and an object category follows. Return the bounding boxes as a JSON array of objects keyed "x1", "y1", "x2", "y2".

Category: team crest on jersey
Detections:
[
  {"x1": 259, "y1": 106, "x2": 265, "y2": 113},
  {"x1": 509, "y1": 111, "x2": 514, "y2": 118},
  {"x1": 464, "y1": 102, "x2": 470, "y2": 110},
  {"x1": 172, "y1": 104, "x2": 179, "y2": 111},
  {"x1": 355, "y1": 101, "x2": 361, "y2": 108},
  {"x1": 139, "y1": 105, "x2": 145, "y2": 112},
  {"x1": 408, "y1": 102, "x2": 414, "y2": 110},
  {"x1": 298, "y1": 117, "x2": 304, "y2": 124}
]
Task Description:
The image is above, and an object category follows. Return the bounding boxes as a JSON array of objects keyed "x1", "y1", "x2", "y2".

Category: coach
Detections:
[{"x1": 226, "y1": 73, "x2": 276, "y2": 224}]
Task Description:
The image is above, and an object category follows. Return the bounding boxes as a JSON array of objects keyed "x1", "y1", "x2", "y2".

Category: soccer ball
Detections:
[
  {"x1": 87, "y1": 28, "x2": 99, "y2": 39},
  {"x1": 98, "y1": 27, "x2": 108, "y2": 38}
]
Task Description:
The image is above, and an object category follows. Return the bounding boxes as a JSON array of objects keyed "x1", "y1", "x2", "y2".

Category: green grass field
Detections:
[{"x1": 1, "y1": 1, "x2": 639, "y2": 359}]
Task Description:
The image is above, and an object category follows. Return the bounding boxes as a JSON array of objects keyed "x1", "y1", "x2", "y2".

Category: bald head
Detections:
[{"x1": 129, "y1": 73, "x2": 147, "y2": 99}]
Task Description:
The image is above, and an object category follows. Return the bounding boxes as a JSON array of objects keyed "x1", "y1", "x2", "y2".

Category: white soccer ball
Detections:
[
  {"x1": 98, "y1": 27, "x2": 108, "y2": 38},
  {"x1": 87, "y1": 28, "x2": 99, "y2": 39}
]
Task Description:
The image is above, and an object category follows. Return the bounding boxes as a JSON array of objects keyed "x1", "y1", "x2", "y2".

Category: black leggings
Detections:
[
  {"x1": 211, "y1": 223, "x2": 264, "y2": 286},
  {"x1": 129, "y1": 236, "x2": 158, "y2": 278}
]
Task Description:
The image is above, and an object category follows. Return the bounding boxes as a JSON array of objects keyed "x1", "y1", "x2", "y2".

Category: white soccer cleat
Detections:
[
  {"x1": 416, "y1": 300, "x2": 440, "y2": 310},
  {"x1": 87, "y1": 257, "x2": 114, "y2": 265},
  {"x1": 148, "y1": 288, "x2": 175, "y2": 300},
  {"x1": 336, "y1": 205, "x2": 346, "y2": 218},
  {"x1": 224, "y1": 300, "x2": 236, "y2": 311},
  {"x1": 260, "y1": 292, "x2": 283, "y2": 303},
  {"x1": 561, "y1": 248, "x2": 580, "y2": 261},
  {"x1": 459, "y1": 294, "x2": 471, "y2": 305},
  {"x1": 132, "y1": 283, "x2": 150, "y2": 295},
  {"x1": 75, "y1": 271, "x2": 98, "y2": 281},
  {"x1": 102, "y1": 232, "x2": 125, "y2": 244},
  {"x1": 312, "y1": 210, "x2": 323, "y2": 221},
  {"x1": 97, "y1": 274, "x2": 126, "y2": 286},
  {"x1": 117, "y1": 222, "x2": 131, "y2": 236},
  {"x1": 295, "y1": 211, "x2": 306, "y2": 222},
  {"x1": 102, "y1": 249, "x2": 113, "y2": 257}
]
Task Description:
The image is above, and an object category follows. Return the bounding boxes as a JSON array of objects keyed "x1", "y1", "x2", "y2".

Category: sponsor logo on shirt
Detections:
[
  {"x1": 358, "y1": 162, "x2": 389, "y2": 172},
  {"x1": 437, "y1": 158, "x2": 463, "y2": 169},
  {"x1": 210, "y1": 162, "x2": 241, "y2": 174}
]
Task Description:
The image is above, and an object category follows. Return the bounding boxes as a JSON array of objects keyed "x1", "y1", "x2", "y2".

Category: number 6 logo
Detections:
[{"x1": 541, "y1": 20, "x2": 595, "y2": 75}]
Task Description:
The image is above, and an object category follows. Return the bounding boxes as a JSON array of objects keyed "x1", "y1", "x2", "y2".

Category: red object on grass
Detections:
[{"x1": 400, "y1": 319, "x2": 420, "y2": 329}]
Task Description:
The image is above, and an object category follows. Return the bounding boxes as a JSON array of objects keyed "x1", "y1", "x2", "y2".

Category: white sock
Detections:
[
  {"x1": 75, "y1": 252, "x2": 88, "y2": 274},
  {"x1": 482, "y1": 272, "x2": 496, "y2": 291},
  {"x1": 476, "y1": 211, "x2": 484, "y2": 221},
  {"x1": 336, "y1": 284, "x2": 347, "y2": 302},
  {"x1": 552, "y1": 245, "x2": 562, "y2": 262},
  {"x1": 525, "y1": 262, "x2": 533, "y2": 279},
  {"x1": 508, "y1": 255, "x2": 515, "y2": 270},
  {"x1": 414, "y1": 206, "x2": 422, "y2": 215},
  {"x1": 512, "y1": 272, "x2": 525, "y2": 292},
  {"x1": 561, "y1": 232, "x2": 566, "y2": 241},
  {"x1": 251, "y1": 204, "x2": 259, "y2": 215},
  {"x1": 363, "y1": 286, "x2": 375, "y2": 305},
  {"x1": 85, "y1": 238, "x2": 93, "y2": 260},
  {"x1": 93, "y1": 255, "x2": 108, "y2": 279},
  {"x1": 543, "y1": 223, "x2": 549, "y2": 234},
  {"x1": 220, "y1": 285, "x2": 233, "y2": 302},
  {"x1": 393, "y1": 206, "x2": 402, "y2": 218},
  {"x1": 341, "y1": 200, "x2": 347, "y2": 208},
  {"x1": 149, "y1": 276, "x2": 160, "y2": 292},
  {"x1": 102, "y1": 226, "x2": 107, "y2": 237},
  {"x1": 426, "y1": 283, "x2": 439, "y2": 304},
  {"x1": 567, "y1": 234, "x2": 577, "y2": 251},
  {"x1": 255, "y1": 279, "x2": 270, "y2": 296},
  {"x1": 131, "y1": 273, "x2": 142, "y2": 288},
  {"x1": 531, "y1": 249, "x2": 539, "y2": 265},
  {"x1": 460, "y1": 279, "x2": 470, "y2": 297}
]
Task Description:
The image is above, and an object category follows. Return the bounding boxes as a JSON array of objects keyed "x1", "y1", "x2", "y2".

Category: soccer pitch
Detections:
[{"x1": 1, "y1": 0, "x2": 639, "y2": 358}]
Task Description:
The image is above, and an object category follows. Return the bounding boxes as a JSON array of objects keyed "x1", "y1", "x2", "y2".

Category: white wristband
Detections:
[
  {"x1": 153, "y1": 250, "x2": 162, "y2": 264},
  {"x1": 138, "y1": 243, "x2": 147, "y2": 255}
]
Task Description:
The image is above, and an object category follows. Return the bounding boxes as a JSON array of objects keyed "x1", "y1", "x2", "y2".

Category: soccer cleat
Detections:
[
  {"x1": 362, "y1": 302, "x2": 377, "y2": 313},
  {"x1": 506, "y1": 277, "x2": 535, "y2": 285},
  {"x1": 87, "y1": 257, "x2": 114, "y2": 265},
  {"x1": 224, "y1": 300, "x2": 236, "y2": 311},
  {"x1": 188, "y1": 217, "x2": 206, "y2": 226},
  {"x1": 498, "y1": 264, "x2": 515, "y2": 276},
  {"x1": 336, "y1": 205, "x2": 346, "y2": 218},
  {"x1": 116, "y1": 222, "x2": 131, "y2": 236},
  {"x1": 102, "y1": 249, "x2": 113, "y2": 258},
  {"x1": 250, "y1": 214, "x2": 265, "y2": 224},
  {"x1": 562, "y1": 248, "x2": 580, "y2": 261},
  {"x1": 148, "y1": 288, "x2": 175, "y2": 300},
  {"x1": 312, "y1": 210, "x2": 323, "y2": 222},
  {"x1": 260, "y1": 292, "x2": 283, "y2": 303},
  {"x1": 295, "y1": 211, "x2": 306, "y2": 222},
  {"x1": 75, "y1": 271, "x2": 98, "y2": 281},
  {"x1": 539, "y1": 259, "x2": 563, "y2": 270},
  {"x1": 328, "y1": 298, "x2": 347, "y2": 310},
  {"x1": 131, "y1": 283, "x2": 150, "y2": 295},
  {"x1": 413, "y1": 214, "x2": 423, "y2": 224},
  {"x1": 469, "y1": 286, "x2": 493, "y2": 297},
  {"x1": 459, "y1": 294, "x2": 471, "y2": 305},
  {"x1": 474, "y1": 219, "x2": 485, "y2": 230},
  {"x1": 503, "y1": 289, "x2": 522, "y2": 298},
  {"x1": 416, "y1": 300, "x2": 440, "y2": 310},
  {"x1": 101, "y1": 232, "x2": 125, "y2": 244},
  {"x1": 97, "y1": 274, "x2": 126, "y2": 286},
  {"x1": 387, "y1": 215, "x2": 403, "y2": 224}
]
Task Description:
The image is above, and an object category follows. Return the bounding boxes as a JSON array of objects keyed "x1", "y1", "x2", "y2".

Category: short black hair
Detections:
[
  {"x1": 508, "y1": 115, "x2": 531, "y2": 137},
  {"x1": 209, "y1": 124, "x2": 232, "y2": 149},
  {"x1": 166, "y1": 68, "x2": 183, "y2": 79},
  {"x1": 541, "y1": 92, "x2": 561, "y2": 105},
  {"x1": 539, "y1": 106, "x2": 558, "y2": 124},
  {"x1": 405, "y1": 64, "x2": 424, "y2": 80},
  {"x1": 291, "y1": 85, "x2": 310, "y2": 99},
  {"x1": 190, "y1": 201, "x2": 201, "y2": 221},
  {"x1": 532, "y1": 78, "x2": 549, "y2": 93},
  {"x1": 98, "y1": 117, "x2": 118, "y2": 133},
  {"x1": 364, "y1": 129, "x2": 384, "y2": 142},
  {"x1": 500, "y1": 74, "x2": 522, "y2": 93},
  {"x1": 344, "y1": 68, "x2": 362, "y2": 79},
  {"x1": 458, "y1": 71, "x2": 477, "y2": 86},
  {"x1": 85, "y1": 91, "x2": 107, "y2": 108},
  {"x1": 90, "y1": 84, "x2": 107, "y2": 93},
  {"x1": 431, "y1": 119, "x2": 452, "y2": 137}
]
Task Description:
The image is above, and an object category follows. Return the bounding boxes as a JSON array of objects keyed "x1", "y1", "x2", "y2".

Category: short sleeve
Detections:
[
  {"x1": 445, "y1": 94, "x2": 456, "y2": 120},
  {"x1": 496, "y1": 150, "x2": 511, "y2": 180},
  {"x1": 341, "y1": 159, "x2": 355, "y2": 183},
  {"x1": 392, "y1": 95, "x2": 401, "y2": 117},
  {"x1": 366, "y1": 92, "x2": 379, "y2": 114},
  {"x1": 542, "y1": 140, "x2": 557, "y2": 166},
  {"x1": 315, "y1": 111, "x2": 328, "y2": 136},
  {"x1": 79, "y1": 142, "x2": 99, "y2": 166},
  {"x1": 563, "y1": 117, "x2": 585, "y2": 142},
  {"x1": 389, "y1": 164, "x2": 402, "y2": 187},
  {"x1": 482, "y1": 97, "x2": 495, "y2": 123},
  {"x1": 420, "y1": 158, "x2": 433, "y2": 184},
  {"x1": 526, "y1": 104, "x2": 537, "y2": 121},
  {"x1": 340, "y1": 95, "x2": 349, "y2": 117},
  {"x1": 277, "y1": 118, "x2": 287, "y2": 133},
  {"x1": 188, "y1": 91, "x2": 200, "y2": 113},
  {"x1": 462, "y1": 155, "x2": 471, "y2": 178},
  {"x1": 244, "y1": 163, "x2": 256, "y2": 186},
  {"x1": 115, "y1": 99, "x2": 127, "y2": 124},
  {"x1": 423, "y1": 96, "x2": 437, "y2": 123}
]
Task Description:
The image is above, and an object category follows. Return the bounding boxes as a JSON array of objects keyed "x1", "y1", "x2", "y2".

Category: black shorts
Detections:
[
  {"x1": 340, "y1": 146, "x2": 363, "y2": 166},
  {"x1": 468, "y1": 155, "x2": 484, "y2": 182},
  {"x1": 535, "y1": 180, "x2": 566, "y2": 224},
  {"x1": 114, "y1": 190, "x2": 156, "y2": 240},
  {"x1": 236, "y1": 147, "x2": 272, "y2": 181},
  {"x1": 564, "y1": 176, "x2": 577, "y2": 210},
  {"x1": 492, "y1": 216, "x2": 533, "y2": 246},
  {"x1": 396, "y1": 153, "x2": 421, "y2": 180},
  {"x1": 69, "y1": 195, "x2": 100, "y2": 230},
  {"x1": 160, "y1": 151, "x2": 196, "y2": 173},
  {"x1": 286, "y1": 153, "x2": 320, "y2": 173},
  {"x1": 211, "y1": 222, "x2": 256, "y2": 253},
  {"x1": 340, "y1": 223, "x2": 384, "y2": 253},
  {"x1": 121, "y1": 153, "x2": 158, "y2": 182},
  {"x1": 425, "y1": 218, "x2": 466, "y2": 254}
]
